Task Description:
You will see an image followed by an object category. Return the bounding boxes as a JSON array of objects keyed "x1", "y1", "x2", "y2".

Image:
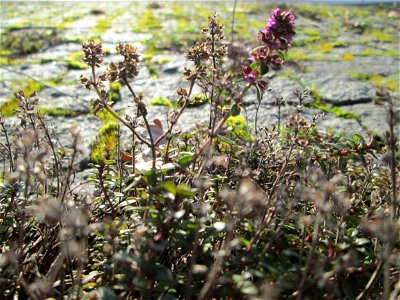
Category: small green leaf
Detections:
[
  {"x1": 354, "y1": 237, "x2": 371, "y2": 246},
  {"x1": 338, "y1": 156, "x2": 347, "y2": 171},
  {"x1": 250, "y1": 62, "x2": 259, "y2": 70},
  {"x1": 231, "y1": 104, "x2": 240, "y2": 116},
  {"x1": 96, "y1": 287, "x2": 117, "y2": 300},
  {"x1": 177, "y1": 152, "x2": 194, "y2": 167},
  {"x1": 217, "y1": 134, "x2": 236, "y2": 145},
  {"x1": 240, "y1": 281, "x2": 258, "y2": 295},
  {"x1": 278, "y1": 50, "x2": 287, "y2": 60},
  {"x1": 260, "y1": 63, "x2": 269, "y2": 75}
]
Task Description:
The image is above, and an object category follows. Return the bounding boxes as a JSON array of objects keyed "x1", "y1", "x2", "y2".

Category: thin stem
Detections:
[
  {"x1": 230, "y1": 0, "x2": 238, "y2": 47},
  {"x1": 122, "y1": 78, "x2": 156, "y2": 170},
  {"x1": 296, "y1": 214, "x2": 321, "y2": 300},
  {"x1": 0, "y1": 121, "x2": 14, "y2": 172},
  {"x1": 155, "y1": 77, "x2": 197, "y2": 146}
]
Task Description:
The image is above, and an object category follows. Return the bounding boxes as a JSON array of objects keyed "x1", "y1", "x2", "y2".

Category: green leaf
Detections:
[
  {"x1": 318, "y1": 160, "x2": 327, "y2": 173},
  {"x1": 351, "y1": 133, "x2": 365, "y2": 144},
  {"x1": 217, "y1": 134, "x2": 236, "y2": 145},
  {"x1": 250, "y1": 62, "x2": 259, "y2": 70},
  {"x1": 177, "y1": 152, "x2": 194, "y2": 167},
  {"x1": 260, "y1": 63, "x2": 269, "y2": 75},
  {"x1": 354, "y1": 237, "x2": 371, "y2": 246},
  {"x1": 240, "y1": 281, "x2": 258, "y2": 295},
  {"x1": 338, "y1": 156, "x2": 347, "y2": 171},
  {"x1": 230, "y1": 104, "x2": 240, "y2": 116},
  {"x1": 278, "y1": 50, "x2": 287, "y2": 60},
  {"x1": 96, "y1": 287, "x2": 117, "y2": 300}
]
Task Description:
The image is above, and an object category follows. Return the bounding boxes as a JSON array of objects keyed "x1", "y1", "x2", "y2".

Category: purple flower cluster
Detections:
[
  {"x1": 241, "y1": 8, "x2": 295, "y2": 89},
  {"x1": 259, "y1": 9, "x2": 295, "y2": 51}
]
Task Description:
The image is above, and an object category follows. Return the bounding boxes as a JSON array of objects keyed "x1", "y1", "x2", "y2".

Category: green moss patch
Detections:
[
  {"x1": 149, "y1": 96, "x2": 178, "y2": 108},
  {"x1": 0, "y1": 79, "x2": 45, "y2": 118},
  {"x1": 309, "y1": 89, "x2": 360, "y2": 121},
  {"x1": 37, "y1": 108, "x2": 78, "y2": 117},
  {"x1": 350, "y1": 73, "x2": 398, "y2": 91},
  {"x1": 108, "y1": 82, "x2": 122, "y2": 104},
  {"x1": 132, "y1": 11, "x2": 162, "y2": 33},
  {"x1": 1, "y1": 27, "x2": 61, "y2": 55},
  {"x1": 95, "y1": 9, "x2": 125, "y2": 34},
  {"x1": 90, "y1": 121, "x2": 119, "y2": 164}
]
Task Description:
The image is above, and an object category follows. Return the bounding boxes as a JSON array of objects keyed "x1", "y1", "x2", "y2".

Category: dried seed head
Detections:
[{"x1": 81, "y1": 40, "x2": 105, "y2": 67}]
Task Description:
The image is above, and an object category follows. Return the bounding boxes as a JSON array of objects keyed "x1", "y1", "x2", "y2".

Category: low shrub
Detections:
[{"x1": 0, "y1": 8, "x2": 398, "y2": 300}]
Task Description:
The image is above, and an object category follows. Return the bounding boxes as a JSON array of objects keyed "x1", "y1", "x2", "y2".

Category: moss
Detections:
[
  {"x1": 226, "y1": 115, "x2": 247, "y2": 132},
  {"x1": 350, "y1": 73, "x2": 398, "y2": 91},
  {"x1": 108, "y1": 82, "x2": 122, "y2": 104},
  {"x1": 316, "y1": 41, "x2": 348, "y2": 54},
  {"x1": 309, "y1": 89, "x2": 360, "y2": 121},
  {"x1": 37, "y1": 108, "x2": 78, "y2": 117},
  {"x1": 97, "y1": 108, "x2": 118, "y2": 123},
  {"x1": 0, "y1": 57, "x2": 21, "y2": 66},
  {"x1": 57, "y1": 13, "x2": 84, "y2": 31},
  {"x1": 189, "y1": 94, "x2": 208, "y2": 107},
  {"x1": 90, "y1": 121, "x2": 119, "y2": 164},
  {"x1": 142, "y1": 54, "x2": 159, "y2": 78},
  {"x1": 303, "y1": 28, "x2": 320, "y2": 37},
  {"x1": 226, "y1": 114, "x2": 251, "y2": 141},
  {"x1": 364, "y1": 28, "x2": 392, "y2": 43},
  {"x1": 66, "y1": 60, "x2": 88, "y2": 70},
  {"x1": 287, "y1": 48, "x2": 337, "y2": 62},
  {"x1": 358, "y1": 47, "x2": 382, "y2": 57},
  {"x1": 95, "y1": 9, "x2": 124, "y2": 34},
  {"x1": 156, "y1": 56, "x2": 172, "y2": 64},
  {"x1": 343, "y1": 53, "x2": 354, "y2": 61},
  {"x1": 383, "y1": 49, "x2": 400, "y2": 57},
  {"x1": 0, "y1": 79, "x2": 45, "y2": 118},
  {"x1": 149, "y1": 96, "x2": 178, "y2": 108},
  {"x1": 1, "y1": 27, "x2": 60, "y2": 55},
  {"x1": 66, "y1": 52, "x2": 88, "y2": 70},
  {"x1": 132, "y1": 11, "x2": 162, "y2": 33}
]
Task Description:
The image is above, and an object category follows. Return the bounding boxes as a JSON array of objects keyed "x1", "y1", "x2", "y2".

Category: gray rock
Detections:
[
  {"x1": 302, "y1": 75, "x2": 375, "y2": 105},
  {"x1": 44, "y1": 115, "x2": 101, "y2": 165},
  {"x1": 0, "y1": 114, "x2": 101, "y2": 173},
  {"x1": 341, "y1": 102, "x2": 400, "y2": 137},
  {"x1": 19, "y1": 62, "x2": 68, "y2": 81},
  {"x1": 269, "y1": 76, "x2": 314, "y2": 105},
  {"x1": 28, "y1": 43, "x2": 83, "y2": 61},
  {"x1": 38, "y1": 85, "x2": 92, "y2": 114},
  {"x1": 299, "y1": 56, "x2": 400, "y2": 77},
  {"x1": 245, "y1": 104, "x2": 366, "y2": 138}
]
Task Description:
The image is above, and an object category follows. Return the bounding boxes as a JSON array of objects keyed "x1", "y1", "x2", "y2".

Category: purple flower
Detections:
[
  {"x1": 259, "y1": 8, "x2": 295, "y2": 51},
  {"x1": 241, "y1": 8, "x2": 295, "y2": 87},
  {"x1": 242, "y1": 65, "x2": 258, "y2": 84}
]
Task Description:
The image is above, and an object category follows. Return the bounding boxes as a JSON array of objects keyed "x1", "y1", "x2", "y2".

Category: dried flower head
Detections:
[
  {"x1": 117, "y1": 43, "x2": 140, "y2": 79},
  {"x1": 106, "y1": 44, "x2": 140, "y2": 82},
  {"x1": 185, "y1": 42, "x2": 210, "y2": 66},
  {"x1": 81, "y1": 40, "x2": 105, "y2": 67}
]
